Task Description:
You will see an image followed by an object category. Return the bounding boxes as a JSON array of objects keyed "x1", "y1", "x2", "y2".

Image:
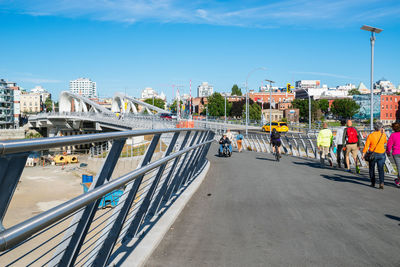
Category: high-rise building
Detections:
[
  {"x1": 0, "y1": 79, "x2": 20, "y2": 128},
  {"x1": 69, "y1": 78, "x2": 97, "y2": 98},
  {"x1": 197, "y1": 82, "x2": 213, "y2": 97}
]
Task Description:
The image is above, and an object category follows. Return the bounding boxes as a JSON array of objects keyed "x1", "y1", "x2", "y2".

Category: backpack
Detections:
[
  {"x1": 271, "y1": 131, "x2": 281, "y2": 140},
  {"x1": 346, "y1": 127, "x2": 358, "y2": 144},
  {"x1": 237, "y1": 134, "x2": 243, "y2": 140}
]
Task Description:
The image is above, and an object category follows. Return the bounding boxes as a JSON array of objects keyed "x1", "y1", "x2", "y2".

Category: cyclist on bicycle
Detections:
[{"x1": 270, "y1": 128, "x2": 282, "y2": 157}]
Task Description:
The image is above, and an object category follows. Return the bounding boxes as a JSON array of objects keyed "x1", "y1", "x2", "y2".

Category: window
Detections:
[{"x1": 386, "y1": 105, "x2": 388, "y2": 109}]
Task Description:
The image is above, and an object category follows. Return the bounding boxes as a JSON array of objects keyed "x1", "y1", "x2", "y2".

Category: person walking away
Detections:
[
  {"x1": 236, "y1": 131, "x2": 244, "y2": 152},
  {"x1": 335, "y1": 120, "x2": 347, "y2": 169},
  {"x1": 270, "y1": 128, "x2": 282, "y2": 157},
  {"x1": 386, "y1": 122, "x2": 400, "y2": 187},
  {"x1": 363, "y1": 122, "x2": 387, "y2": 189},
  {"x1": 342, "y1": 119, "x2": 363, "y2": 173},
  {"x1": 317, "y1": 122, "x2": 333, "y2": 167}
]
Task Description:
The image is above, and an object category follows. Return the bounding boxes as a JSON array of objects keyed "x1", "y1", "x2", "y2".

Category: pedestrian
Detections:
[
  {"x1": 236, "y1": 131, "x2": 244, "y2": 152},
  {"x1": 317, "y1": 122, "x2": 333, "y2": 167},
  {"x1": 226, "y1": 129, "x2": 234, "y2": 143},
  {"x1": 335, "y1": 119, "x2": 347, "y2": 169},
  {"x1": 386, "y1": 122, "x2": 400, "y2": 187},
  {"x1": 342, "y1": 119, "x2": 363, "y2": 173},
  {"x1": 363, "y1": 121, "x2": 387, "y2": 189}
]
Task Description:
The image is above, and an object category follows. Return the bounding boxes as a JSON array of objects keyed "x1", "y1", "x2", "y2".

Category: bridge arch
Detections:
[{"x1": 59, "y1": 91, "x2": 112, "y2": 114}]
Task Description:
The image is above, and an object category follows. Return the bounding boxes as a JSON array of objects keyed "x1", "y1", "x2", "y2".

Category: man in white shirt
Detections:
[{"x1": 335, "y1": 120, "x2": 347, "y2": 168}]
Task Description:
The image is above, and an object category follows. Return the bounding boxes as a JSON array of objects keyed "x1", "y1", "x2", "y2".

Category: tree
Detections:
[
  {"x1": 248, "y1": 103, "x2": 261, "y2": 120},
  {"x1": 291, "y1": 98, "x2": 320, "y2": 122},
  {"x1": 231, "y1": 84, "x2": 242, "y2": 96},
  {"x1": 317, "y1": 99, "x2": 329, "y2": 114},
  {"x1": 348, "y1": 89, "x2": 361, "y2": 95},
  {"x1": 144, "y1": 98, "x2": 165, "y2": 110},
  {"x1": 207, "y1": 92, "x2": 231, "y2": 117},
  {"x1": 44, "y1": 97, "x2": 53, "y2": 112},
  {"x1": 169, "y1": 100, "x2": 182, "y2": 113},
  {"x1": 331, "y1": 99, "x2": 360, "y2": 119}
]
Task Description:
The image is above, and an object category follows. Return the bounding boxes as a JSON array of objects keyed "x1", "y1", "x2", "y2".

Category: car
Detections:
[
  {"x1": 262, "y1": 121, "x2": 289, "y2": 132},
  {"x1": 160, "y1": 113, "x2": 172, "y2": 120}
]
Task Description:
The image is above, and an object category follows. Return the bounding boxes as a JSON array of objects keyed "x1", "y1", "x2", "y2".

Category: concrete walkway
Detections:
[{"x1": 146, "y1": 144, "x2": 400, "y2": 266}]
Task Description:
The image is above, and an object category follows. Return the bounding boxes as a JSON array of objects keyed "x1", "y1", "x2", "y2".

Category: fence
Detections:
[
  {"x1": 234, "y1": 132, "x2": 396, "y2": 175},
  {"x1": 0, "y1": 128, "x2": 214, "y2": 266}
]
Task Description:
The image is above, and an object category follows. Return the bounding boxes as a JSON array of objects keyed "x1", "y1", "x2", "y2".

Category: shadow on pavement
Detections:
[
  {"x1": 385, "y1": 214, "x2": 400, "y2": 226},
  {"x1": 292, "y1": 160, "x2": 324, "y2": 169},
  {"x1": 320, "y1": 173, "x2": 372, "y2": 188},
  {"x1": 256, "y1": 156, "x2": 277, "y2": 162}
]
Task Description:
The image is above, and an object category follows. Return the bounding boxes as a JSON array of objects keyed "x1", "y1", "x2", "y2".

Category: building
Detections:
[
  {"x1": 141, "y1": 87, "x2": 166, "y2": 101},
  {"x1": 31, "y1": 85, "x2": 51, "y2": 101},
  {"x1": 295, "y1": 80, "x2": 321, "y2": 90},
  {"x1": 0, "y1": 79, "x2": 20, "y2": 128},
  {"x1": 69, "y1": 78, "x2": 97, "y2": 98},
  {"x1": 197, "y1": 82, "x2": 213, "y2": 97},
  {"x1": 263, "y1": 109, "x2": 284, "y2": 122},
  {"x1": 284, "y1": 109, "x2": 300, "y2": 122},
  {"x1": 380, "y1": 95, "x2": 399, "y2": 125},
  {"x1": 20, "y1": 93, "x2": 42, "y2": 114},
  {"x1": 249, "y1": 91, "x2": 295, "y2": 107},
  {"x1": 375, "y1": 79, "x2": 397, "y2": 94},
  {"x1": 353, "y1": 94, "x2": 381, "y2": 120}
]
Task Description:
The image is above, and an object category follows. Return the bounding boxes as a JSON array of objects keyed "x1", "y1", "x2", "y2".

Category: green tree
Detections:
[
  {"x1": 348, "y1": 89, "x2": 361, "y2": 95},
  {"x1": 44, "y1": 97, "x2": 53, "y2": 112},
  {"x1": 207, "y1": 92, "x2": 231, "y2": 117},
  {"x1": 242, "y1": 102, "x2": 261, "y2": 121},
  {"x1": 169, "y1": 100, "x2": 182, "y2": 113},
  {"x1": 231, "y1": 84, "x2": 242, "y2": 96},
  {"x1": 317, "y1": 99, "x2": 329, "y2": 114},
  {"x1": 144, "y1": 98, "x2": 165, "y2": 110},
  {"x1": 331, "y1": 99, "x2": 360, "y2": 119},
  {"x1": 291, "y1": 98, "x2": 320, "y2": 122}
]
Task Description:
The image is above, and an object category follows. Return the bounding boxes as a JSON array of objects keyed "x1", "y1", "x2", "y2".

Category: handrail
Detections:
[
  {"x1": 0, "y1": 138, "x2": 213, "y2": 252},
  {"x1": 0, "y1": 128, "x2": 208, "y2": 155}
]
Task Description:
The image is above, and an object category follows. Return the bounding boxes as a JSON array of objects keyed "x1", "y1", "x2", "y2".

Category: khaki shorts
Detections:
[
  {"x1": 319, "y1": 146, "x2": 330, "y2": 158},
  {"x1": 345, "y1": 143, "x2": 359, "y2": 158}
]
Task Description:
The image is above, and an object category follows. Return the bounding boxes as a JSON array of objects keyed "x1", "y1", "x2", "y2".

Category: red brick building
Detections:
[
  {"x1": 380, "y1": 95, "x2": 399, "y2": 125},
  {"x1": 249, "y1": 92, "x2": 295, "y2": 107}
]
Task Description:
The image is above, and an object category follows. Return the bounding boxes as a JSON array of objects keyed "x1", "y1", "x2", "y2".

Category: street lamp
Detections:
[
  {"x1": 361, "y1": 25, "x2": 383, "y2": 130},
  {"x1": 224, "y1": 94, "x2": 227, "y2": 126},
  {"x1": 265, "y1": 79, "x2": 275, "y2": 132},
  {"x1": 297, "y1": 88, "x2": 312, "y2": 131},
  {"x1": 246, "y1": 67, "x2": 267, "y2": 136}
]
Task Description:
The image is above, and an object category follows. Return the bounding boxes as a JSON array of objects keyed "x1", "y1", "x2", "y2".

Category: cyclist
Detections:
[{"x1": 270, "y1": 128, "x2": 282, "y2": 158}]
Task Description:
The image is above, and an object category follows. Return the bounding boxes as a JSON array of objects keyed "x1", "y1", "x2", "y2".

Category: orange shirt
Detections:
[{"x1": 363, "y1": 131, "x2": 387, "y2": 154}]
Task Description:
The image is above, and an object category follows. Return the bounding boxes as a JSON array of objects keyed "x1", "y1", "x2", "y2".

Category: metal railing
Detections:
[
  {"x1": 234, "y1": 132, "x2": 396, "y2": 175},
  {"x1": 0, "y1": 128, "x2": 214, "y2": 266}
]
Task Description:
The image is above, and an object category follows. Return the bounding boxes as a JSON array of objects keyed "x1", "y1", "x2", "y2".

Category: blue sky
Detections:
[{"x1": 0, "y1": 0, "x2": 399, "y2": 101}]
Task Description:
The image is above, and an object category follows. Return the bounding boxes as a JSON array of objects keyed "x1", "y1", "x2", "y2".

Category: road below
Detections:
[{"x1": 146, "y1": 144, "x2": 400, "y2": 266}]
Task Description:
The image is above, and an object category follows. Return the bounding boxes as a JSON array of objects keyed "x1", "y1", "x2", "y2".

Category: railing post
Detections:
[
  {"x1": 0, "y1": 152, "x2": 29, "y2": 231},
  {"x1": 123, "y1": 132, "x2": 180, "y2": 239},
  {"x1": 164, "y1": 131, "x2": 204, "y2": 201},
  {"x1": 146, "y1": 131, "x2": 191, "y2": 218},
  {"x1": 54, "y1": 138, "x2": 126, "y2": 266},
  {"x1": 91, "y1": 134, "x2": 161, "y2": 266}
]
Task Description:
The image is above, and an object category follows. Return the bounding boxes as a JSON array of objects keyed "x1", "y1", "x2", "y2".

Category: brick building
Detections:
[
  {"x1": 249, "y1": 92, "x2": 295, "y2": 106},
  {"x1": 380, "y1": 95, "x2": 399, "y2": 125}
]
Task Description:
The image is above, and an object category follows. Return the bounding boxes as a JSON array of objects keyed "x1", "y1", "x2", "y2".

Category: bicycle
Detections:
[{"x1": 273, "y1": 144, "x2": 280, "y2": 162}]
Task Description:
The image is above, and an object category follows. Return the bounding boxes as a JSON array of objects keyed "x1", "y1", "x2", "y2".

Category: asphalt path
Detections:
[{"x1": 146, "y1": 144, "x2": 400, "y2": 267}]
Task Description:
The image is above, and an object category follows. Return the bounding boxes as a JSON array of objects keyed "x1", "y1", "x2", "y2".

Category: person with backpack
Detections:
[
  {"x1": 236, "y1": 131, "x2": 244, "y2": 152},
  {"x1": 342, "y1": 119, "x2": 363, "y2": 173},
  {"x1": 335, "y1": 119, "x2": 347, "y2": 169},
  {"x1": 270, "y1": 128, "x2": 282, "y2": 157},
  {"x1": 317, "y1": 122, "x2": 333, "y2": 167},
  {"x1": 363, "y1": 122, "x2": 387, "y2": 189}
]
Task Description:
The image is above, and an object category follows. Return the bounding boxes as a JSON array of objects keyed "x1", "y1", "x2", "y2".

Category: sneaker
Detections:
[
  {"x1": 355, "y1": 166, "x2": 360, "y2": 174},
  {"x1": 346, "y1": 169, "x2": 352, "y2": 173},
  {"x1": 379, "y1": 184, "x2": 384, "y2": 190},
  {"x1": 394, "y1": 178, "x2": 400, "y2": 187}
]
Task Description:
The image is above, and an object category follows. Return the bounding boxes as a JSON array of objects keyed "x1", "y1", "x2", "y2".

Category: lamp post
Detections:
[
  {"x1": 245, "y1": 67, "x2": 267, "y2": 136},
  {"x1": 361, "y1": 25, "x2": 383, "y2": 130},
  {"x1": 224, "y1": 94, "x2": 227, "y2": 126},
  {"x1": 297, "y1": 88, "x2": 312, "y2": 131},
  {"x1": 265, "y1": 79, "x2": 275, "y2": 132}
]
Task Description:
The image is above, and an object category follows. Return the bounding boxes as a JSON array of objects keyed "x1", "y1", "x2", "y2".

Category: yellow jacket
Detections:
[{"x1": 317, "y1": 129, "x2": 333, "y2": 147}]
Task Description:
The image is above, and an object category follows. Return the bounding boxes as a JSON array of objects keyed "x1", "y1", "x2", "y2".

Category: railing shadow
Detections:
[
  {"x1": 108, "y1": 161, "x2": 208, "y2": 266},
  {"x1": 256, "y1": 156, "x2": 277, "y2": 162},
  {"x1": 385, "y1": 214, "x2": 400, "y2": 226}
]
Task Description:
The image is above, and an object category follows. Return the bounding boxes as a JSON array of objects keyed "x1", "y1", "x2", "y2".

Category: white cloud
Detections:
[
  {"x1": 290, "y1": 71, "x2": 356, "y2": 80},
  {"x1": 1, "y1": 0, "x2": 399, "y2": 27},
  {"x1": 18, "y1": 77, "x2": 63, "y2": 84}
]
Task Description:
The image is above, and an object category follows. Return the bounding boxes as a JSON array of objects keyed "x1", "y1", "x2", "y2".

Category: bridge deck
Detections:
[{"x1": 146, "y1": 144, "x2": 400, "y2": 266}]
